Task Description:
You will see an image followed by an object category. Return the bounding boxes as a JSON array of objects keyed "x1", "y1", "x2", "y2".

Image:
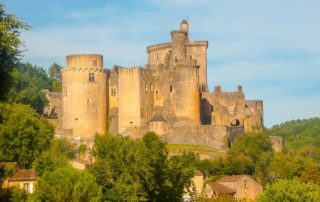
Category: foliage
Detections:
[
  {"x1": 7, "y1": 63, "x2": 51, "y2": 114},
  {"x1": 33, "y1": 139, "x2": 72, "y2": 176},
  {"x1": 266, "y1": 118, "x2": 320, "y2": 151},
  {"x1": 91, "y1": 132, "x2": 197, "y2": 201},
  {"x1": 33, "y1": 167, "x2": 102, "y2": 202},
  {"x1": 267, "y1": 153, "x2": 315, "y2": 181},
  {"x1": 257, "y1": 178, "x2": 320, "y2": 202},
  {"x1": 0, "y1": 4, "x2": 29, "y2": 100},
  {"x1": 48, "y1": 62, "x2": 62, "y2": 92},
  {"x1": 0, "y1": 103, "x2": 54, "y2": 167}
]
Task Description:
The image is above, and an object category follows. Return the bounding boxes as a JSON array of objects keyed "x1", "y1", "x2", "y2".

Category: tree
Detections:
[
  {"x1": 0, "y1": 103, "x2": 54, "y2": 167},
  {"x1": 33, "y1": 139, "x2": 72, "y2": 176},
  {"x1": 7, "y1": 63, "x2": 51, "y2": 114},
  {"x1": 0, "y1": 4, "x2": 29, "y2": 100},
  {"x1": 267, "y1": 153, "x2": 314, "y2": 181},
  {"x1": 48, "y1": 62, "x2": 63, "y2": 92},
  {"x1": 257, "y1": 178, "x2": 320, "y2": 202},
  {"x1": 91, "y1": 133, "x2": 197, "y2": 201},
  {"x1": 33, "y1": 167, "x2": 102, "y2": 202}
]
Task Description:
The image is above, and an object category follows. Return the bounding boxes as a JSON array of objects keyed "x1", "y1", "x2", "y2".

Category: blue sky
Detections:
[{"x1": 3, "y1": 0, "x2": 320, "y2": 127}]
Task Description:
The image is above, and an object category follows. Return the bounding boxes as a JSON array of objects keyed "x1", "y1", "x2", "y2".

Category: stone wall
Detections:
[{"x1": 162, "y1": 125, "x2": 244, "y2": 152}]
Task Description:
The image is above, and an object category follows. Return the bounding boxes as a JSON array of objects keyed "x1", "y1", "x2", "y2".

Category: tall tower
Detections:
[{"x1": 61, "y1": 54, "x2": 108, "y2": 138}]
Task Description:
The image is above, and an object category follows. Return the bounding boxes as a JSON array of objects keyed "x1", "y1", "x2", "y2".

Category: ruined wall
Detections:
[
  {"x1": 201, "y1": 86, "x2": 246, "y2": 126},
  {"x1": 244, "y1": 100, "x2": 264, "y2": 133},
  {"x1": 61, "y1": 54, "x2": 108, "y2": 138},
  {"x1": 269, "y1": 136, "x2": 284, "y2": 153}
]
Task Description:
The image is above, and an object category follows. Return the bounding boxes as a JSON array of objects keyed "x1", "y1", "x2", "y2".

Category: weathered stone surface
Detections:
[{"x1": 57, "y1": 20, "x2": 264, "y2": 152}]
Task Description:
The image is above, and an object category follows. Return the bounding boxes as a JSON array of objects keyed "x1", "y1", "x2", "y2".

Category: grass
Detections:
[{"x1": 166, "y1": 144, "x2": 226, "y2": 159}]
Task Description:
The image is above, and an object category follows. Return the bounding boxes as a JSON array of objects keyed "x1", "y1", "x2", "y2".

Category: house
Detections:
[
  {"x1": 204, "y1": 181, "x2": 236, "y2": 200},
  {"x1": 3, "y1": 169, "x2": 36, "y2": 193},
  {"x1": 217, "y1": 175, "x2": 263, "y2": 200}
]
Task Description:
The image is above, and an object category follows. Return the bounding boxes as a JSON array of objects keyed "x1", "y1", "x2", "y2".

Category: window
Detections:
[
  {"x1": 89, "y1": 73, "x2": 94, "y2": 82},
  {"x1": 111, "y1": 88, "x2": 116, "y2": 96},
  {"x1": 170, "y1": 85, "x2": 173, "y2": 92},
  {"x1": 150, "y1": 84, "x2": 153, "y2": 92},
  {"x1": 145, "y1": 84, "x2": 148, "y2": 92},
  {"x1": 244, "y1": 179, "x2": 248, "y2": 189},
  {"x1": 93, "y1": 60, "x2": 97, "y2": 67}
]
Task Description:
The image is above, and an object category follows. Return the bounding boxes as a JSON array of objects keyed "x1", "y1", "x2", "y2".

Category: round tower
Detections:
[{"x1": 61, "y1": 54, "x2": 108, "y2": 138}]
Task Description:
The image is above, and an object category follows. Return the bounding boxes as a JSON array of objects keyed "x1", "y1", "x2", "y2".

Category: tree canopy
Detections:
[
  {"x1": 257, "y1": 178, "x2": 320, "y2": 202},
  {"x1": 33, "y1": 167, "x2": 102, "y2": 202},
  {"x1": 0, "y1": 4, "x2": 29, "y2": 100},
  {"x1": 0, "y1": 103, "x2": 54, "y2": 167},
  {"x1": 91, "y1": 132, "x2": 197, "y2": 201}
]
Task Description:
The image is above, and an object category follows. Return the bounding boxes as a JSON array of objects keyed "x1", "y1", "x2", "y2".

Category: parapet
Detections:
[{"x1": 66, "y1": 54, "x2": 103, "y2": 69}]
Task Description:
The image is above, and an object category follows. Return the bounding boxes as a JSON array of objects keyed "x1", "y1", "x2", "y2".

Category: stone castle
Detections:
[{"x1": 51, "y1": 20, "x2": 263, "y2": 151}]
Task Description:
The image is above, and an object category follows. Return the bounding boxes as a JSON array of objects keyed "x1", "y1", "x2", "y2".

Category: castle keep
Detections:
[{"x1": 58, "y1": 20, "x2": 263, "y2": 151}]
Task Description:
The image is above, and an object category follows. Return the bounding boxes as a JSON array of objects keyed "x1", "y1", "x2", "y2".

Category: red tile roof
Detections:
[
  {"x1": 207, "y1": 181, "x2": 236, "y2": 194},
  {"x1": 8, "y1": 169, "x2": 36, "y2": 182}
]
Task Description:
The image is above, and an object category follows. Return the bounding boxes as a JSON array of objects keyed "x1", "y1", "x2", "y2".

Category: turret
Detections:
[{"x1": 180, "y1": 19, "x2": 189, "y2": 40}]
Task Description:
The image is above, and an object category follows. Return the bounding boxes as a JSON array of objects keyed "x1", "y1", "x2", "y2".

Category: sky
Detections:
[{"x1": 3, "y1": 0, "x2": 320, "y2": 127}]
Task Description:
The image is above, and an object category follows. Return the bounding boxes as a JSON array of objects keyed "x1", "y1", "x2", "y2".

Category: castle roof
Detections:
[
  {"x1": 148, "y1": 114, "x2": 167, "y2": 122},
  {"x1": 207, "y1": 181, "x2": 236, "y2": 194}
]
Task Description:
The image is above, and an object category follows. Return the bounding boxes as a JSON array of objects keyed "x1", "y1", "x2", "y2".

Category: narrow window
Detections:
[
  {"x1": 244, "y1": 179, "x2": 248, "y2": 189},
  {"x1": 170, "y1": 85, "x2": 172, "y2": 92},
  {"x1": 150, "y1": 84, "x2": 153, "y2": 92},
  {"x1": 93, "y1": 60, "x2": 97, "y2": 67},
  {"x1": 89, "y1": 73, "x2": 94, "y2": 82},
  {"x1": 145, "y1": 84, "x2": 148, "y2": 92},
  {"x1": 111, "y1": 88, "x2": 116, "y2": 96},
  {"x1": 156, "y1": 53, "x2": 159, "y2": 60}
]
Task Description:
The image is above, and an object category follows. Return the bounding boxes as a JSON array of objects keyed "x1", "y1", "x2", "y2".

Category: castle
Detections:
[{"x1": 54, "y1": 20, "x2": 263, "y2": 151}]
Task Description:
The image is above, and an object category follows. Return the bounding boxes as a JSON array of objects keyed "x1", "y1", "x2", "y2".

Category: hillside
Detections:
[{"x1": 266, "y1": 117, "x2": 320, "y2": 151}]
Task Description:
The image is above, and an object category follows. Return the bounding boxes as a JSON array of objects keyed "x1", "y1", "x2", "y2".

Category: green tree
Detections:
[
  {"x1": 7, "y1": 63, "x2": 51, "y2": 114},
  {"x1": 267, "y1": 153, "x2": 314, "y2": 181},
  {"x1": 48, "y1": 62, "x2": 62, "y2": 92},
  {"x1": 257, "y1": 178, "x2": 320, "y2": 202},
  {"x1": 0, "y1": 4, "x2": 29, "y2": 100},
  {"x1": 33, "y1": 139, "x2": 72, "y2": 176},
  {"x1": 91, "y1": 133, "x2": 197, "y2": 201},
  {"x1": 0, "y1": 103, "x2": 54, "y2": 167},
  {"x1": 33, "y1": 167, "x2": 102, "y2": 202}
]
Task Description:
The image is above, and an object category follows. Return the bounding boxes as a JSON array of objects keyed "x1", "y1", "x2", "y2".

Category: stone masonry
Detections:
[{"x1": 55, "y1": 20, "x2": 264, "y2": 151}]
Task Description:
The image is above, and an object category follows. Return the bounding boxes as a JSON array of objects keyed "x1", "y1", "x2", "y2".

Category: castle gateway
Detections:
[{"x1": 59, "y1": 20, "x2": 263, "y2": 150}]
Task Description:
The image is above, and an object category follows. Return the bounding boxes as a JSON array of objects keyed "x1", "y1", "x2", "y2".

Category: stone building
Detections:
[
  {"x1": 217, "y1": 175, "x2": 263, "y2": 201},
  {"x1": 58, "y1": 20, "x2": 264, "y2": 150}
]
